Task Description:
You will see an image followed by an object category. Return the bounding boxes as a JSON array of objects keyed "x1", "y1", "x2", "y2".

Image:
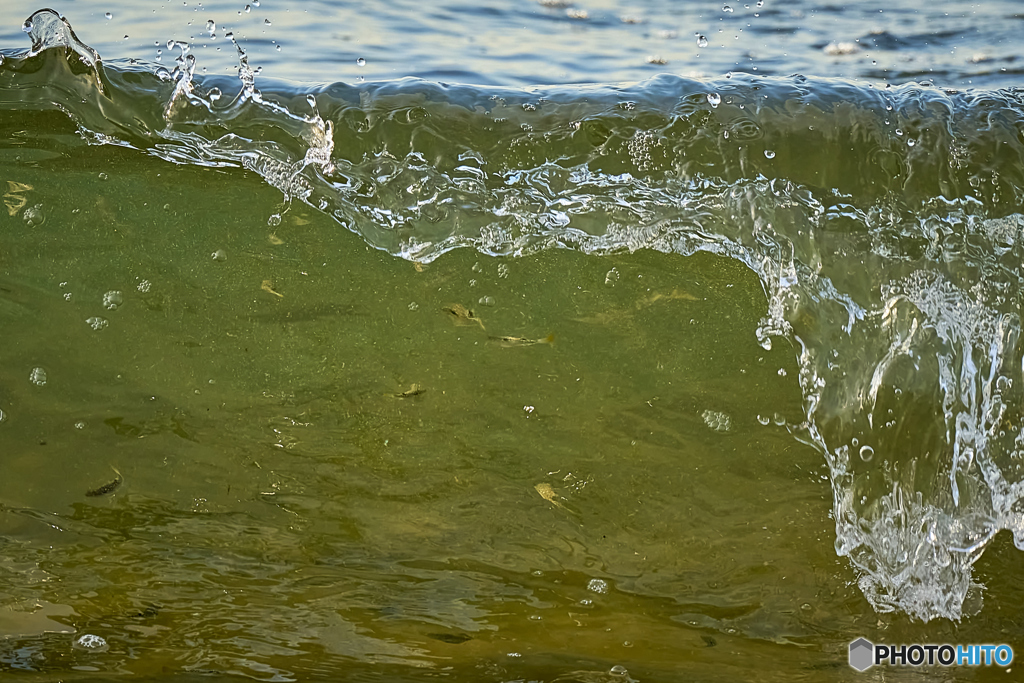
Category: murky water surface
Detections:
[{"x1": 2, "y1": 2, "x2": 1024, "y2": 681}]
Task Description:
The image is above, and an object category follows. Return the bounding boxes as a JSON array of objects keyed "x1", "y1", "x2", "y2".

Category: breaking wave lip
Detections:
[{"x1": 5, "y1": 8, "x2": 1024, "y2": 622}]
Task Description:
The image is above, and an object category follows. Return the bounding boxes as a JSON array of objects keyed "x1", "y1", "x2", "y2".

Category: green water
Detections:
[
  {"x1": 0, "y1": 126, "x2": 1021, "y2": 682},
  {"x1": 4, "y1": 2, "x2": 1024, "y2": 681}
]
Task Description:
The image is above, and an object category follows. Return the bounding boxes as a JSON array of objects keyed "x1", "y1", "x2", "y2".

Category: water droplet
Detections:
[
  {"x1": 207, "y1": 87, "x2": 222, "y2": 101},
  {"x1": 587, "y1": 578, "x2": 609, "y2": 594},
  {"x1": 206, "y1": 19, "x2": 216, "y2": 32},
  {"x1": 86, "y1": 316, "x2": 109, "y2": 330},
  {"x1": 244, "y1": 4, "x2": 251, "y2": 12},
  {"x1": 757, "y1": 0, "x2": 764, "y2": 6},
  {"x1": 306, "y1": 94, "x2": 317, "y2": 111},
  {"x1": 105, "y1": 12, "x2": 113, "y2": 19},
  {"x1": 276, "y1": 44, "x2": 281, "y2": 51},
  {"x1": 706, "y1": 92, "x2": 721, "y2": 107},
  {"x1": 264, "y1": 18, "x2": 272, "y2": 25},
  {"x1": 764, "y1": 149, "x2": 776, "y2": 159},
  {"x1": 29, "y1": 367, "x2": 47, "y2": 386},
  {"x1": 22, "y1": 20, "x2": 33, "y2": 33},
  {"x1": 859, "y1": 445, "x2": 874, "y2": 462},
  {"x1": 211, "y1": 249, "x2": 227, "y2": 261},
  {"x1": 356, "y1": 57, "x2": 366, "y2": 66},
  {"x1": 722, "y1": 4, "x2": 734, "y2": 12},
  {"x1": 695, "y1": 33, "x2": 709, "y2": 48}
]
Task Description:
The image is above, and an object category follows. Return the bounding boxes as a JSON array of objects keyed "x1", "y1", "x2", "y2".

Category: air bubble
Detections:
[
  {"x1": 74, "y1": 634, "x2": 108, "y2": 651},
  {"x1": 764, "y1": 149, "x2": 776, "y2": 159},
  {"x1": 605, "y1": 267, "x2": 620, "y2": 285},
  {"x1": 702, "y1": 409, "x2": 732, "y2": 432},
  {"x1": 757, "y1": 414, "x2": 770, "y2": 425},
  {"x1": 102, "y1": 290, "x2": 123, "y2": 310},
  {"x1": 267, "y1": 213, "x2": 282, "y2": 227},
  {"x1": 86, "y1": 316, "x2": 109, "y2": 330},
  {"x1": 356, "y1": 57, "x2": 366, "y2": 66},
  {"x1": 211, "y1": 249, "x2": 227, "y2": 261},
  {"x1": 587, "y1": 578, "x2": 609, "y2": 594},
  {"x1": 478, "y1": 296, "x2": 495, "y2": 306},
  {"x1": 696, "y1": 34, "x2": 709, "y2": 48},
  {"x1": 859, "y1": 445, "x2": 874, "y2": 462},
  {"x1": 29, "y1": 367, "x2": 47, "y2": 386},
  {"x1": 22, "y1": 204, "x2": 44, "y2": 227},
  {"x1": 707, "y1": 92, "x2": 721, "y2": 107}
]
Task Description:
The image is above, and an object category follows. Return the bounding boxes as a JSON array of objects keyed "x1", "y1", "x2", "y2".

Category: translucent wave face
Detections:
[{"x1": 4, "y1": 10, "x2": 1024, "y2": 622}]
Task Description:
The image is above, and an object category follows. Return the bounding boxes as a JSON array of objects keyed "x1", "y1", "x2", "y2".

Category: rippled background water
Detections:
[
  {"x1": 3, "y1": 0, "x2": 1024, "y2": 87},
  {"x1": 2, "y1": 2, "x2": 1024, "y2": 682}
]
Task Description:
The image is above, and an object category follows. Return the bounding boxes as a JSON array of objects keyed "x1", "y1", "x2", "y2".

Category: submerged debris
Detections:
[
  {"x1": 443, "y1": 304, "x2": 484, "y2": 329},
  {"x1": 85, "y1": 467, "x2": 122, "y2": 497},
  {"x1": 261, "y1": 279, "x2": 284, "y2": 298},
  {"x1": 488, "y1": 333, "x2": 555, "y2": 347},
  {"x1": 391, "y1": 384, "x2": 426, "y2": 398}
]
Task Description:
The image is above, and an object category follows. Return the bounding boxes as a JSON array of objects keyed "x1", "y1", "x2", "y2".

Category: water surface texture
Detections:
[{"x1": 2, "y1": 2, "x2": 1024, "y2": 682}]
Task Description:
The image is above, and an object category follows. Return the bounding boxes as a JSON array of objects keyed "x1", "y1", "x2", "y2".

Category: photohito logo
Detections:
[{"x1": 849, "y1": 638, "x2": 1013, "y2": 671}]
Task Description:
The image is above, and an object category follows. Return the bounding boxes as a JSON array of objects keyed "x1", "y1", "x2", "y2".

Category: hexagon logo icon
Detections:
[{"x1": 849, "y1": 637, "x2": 874, "y2": 671}]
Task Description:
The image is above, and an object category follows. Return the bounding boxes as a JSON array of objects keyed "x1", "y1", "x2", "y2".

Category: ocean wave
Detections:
[{"x1": 4, "y1": 8, "x2": 1024, "y2": 622}]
